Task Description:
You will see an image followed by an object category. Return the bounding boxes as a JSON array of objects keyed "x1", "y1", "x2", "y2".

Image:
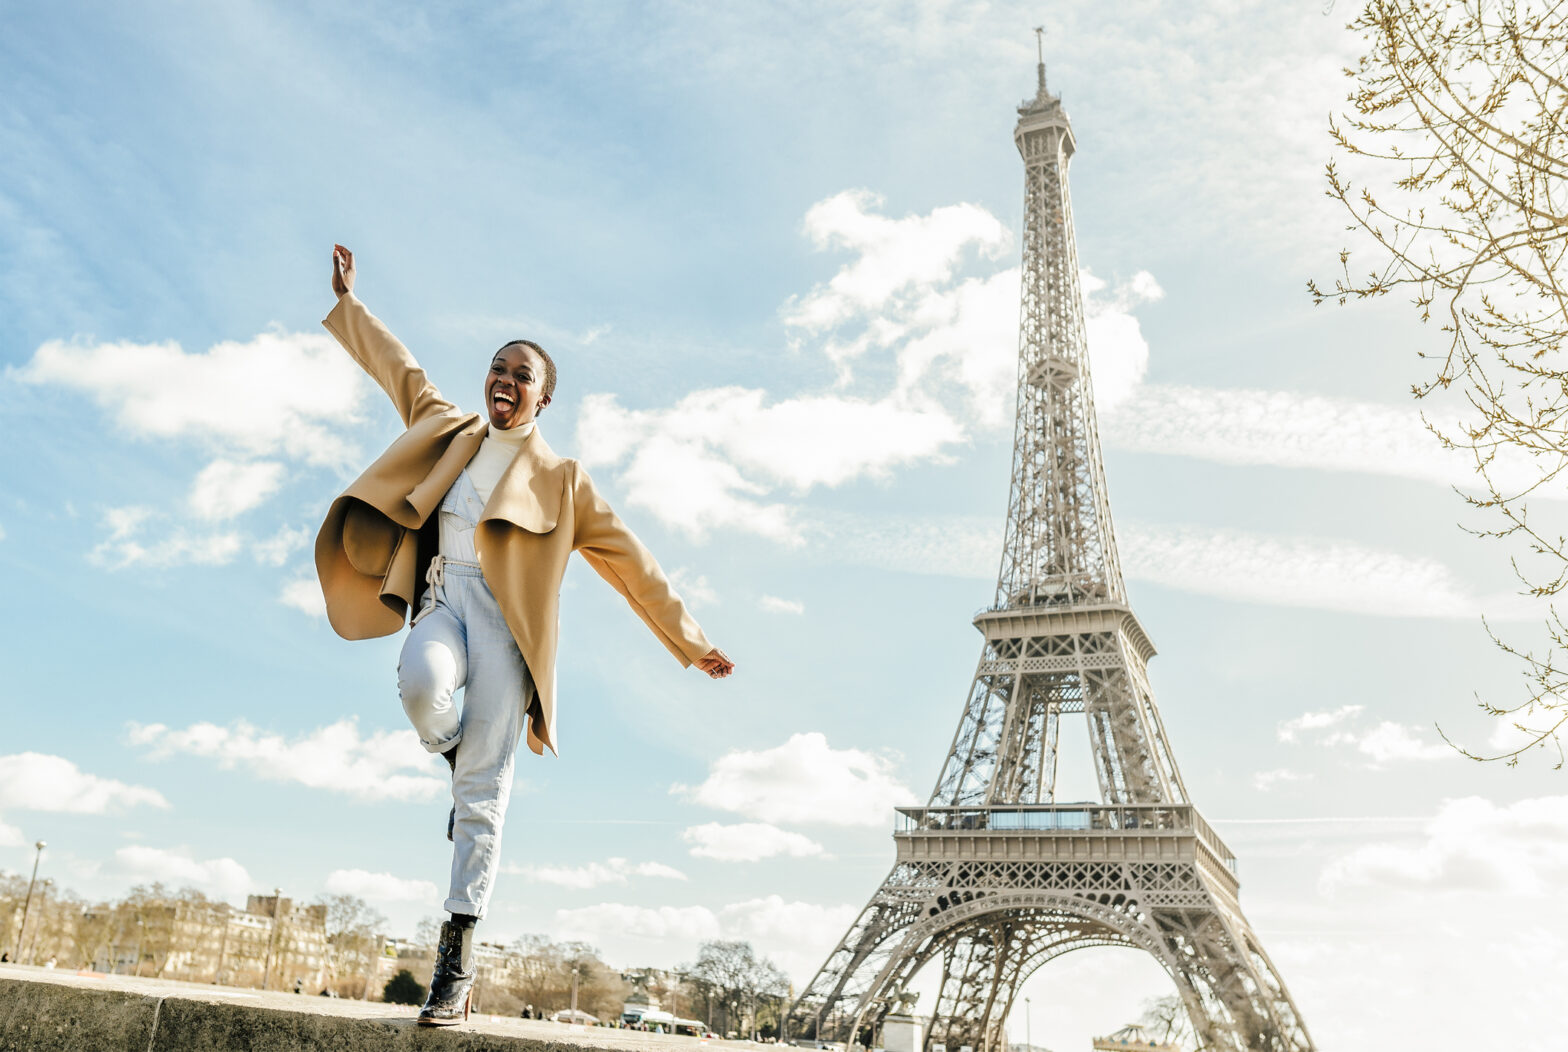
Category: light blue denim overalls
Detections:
[{"x1": 397, "y1": 469, "x2": 535, "y2": 918}]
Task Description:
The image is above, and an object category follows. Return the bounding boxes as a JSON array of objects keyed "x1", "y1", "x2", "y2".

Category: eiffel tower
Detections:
[{"x1": 783, "y1": 45, "x2": 1315, "y2": 1052}]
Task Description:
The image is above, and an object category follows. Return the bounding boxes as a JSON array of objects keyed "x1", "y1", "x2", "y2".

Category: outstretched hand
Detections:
[
  {"x1": 332, "y1": 244, "x2": 356, "y2": 298},
  {"x1": 695, "y1": 648, "x2": 735, "y2": 679}
]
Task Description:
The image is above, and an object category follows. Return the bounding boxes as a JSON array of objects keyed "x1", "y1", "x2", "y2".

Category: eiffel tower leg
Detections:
[
  {"x1": 786, "y1": 861, "x2": 950, "y2": 1044},
  {"x1": 1151, "y1": 908, "x2": 1313, "y2": 1052},
  {"x1": 917, "y1": 917, "x2": 1059, "y2": 1052}
]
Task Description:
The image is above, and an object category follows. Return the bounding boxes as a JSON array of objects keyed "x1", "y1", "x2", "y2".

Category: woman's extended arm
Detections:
[
  {"x1": 572, "y1": 466, "x2": 735, "y2": 680},
  {"x1": 324, "y1": 244, "x2": 456, "y2": 428}
]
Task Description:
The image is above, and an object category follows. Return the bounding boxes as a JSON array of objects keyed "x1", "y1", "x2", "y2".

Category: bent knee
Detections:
[{"x1": 398, "y1": 652, "x2": 460, "y2": 722}]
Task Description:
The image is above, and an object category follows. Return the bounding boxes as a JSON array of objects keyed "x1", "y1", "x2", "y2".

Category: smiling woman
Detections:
[{"x1": 315, "y1": 245, "x2": 735, "y2": 1027}]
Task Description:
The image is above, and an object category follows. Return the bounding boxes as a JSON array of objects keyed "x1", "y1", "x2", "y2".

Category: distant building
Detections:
[
  {"x1": 245, "y1": 894, "x2": 329, "y2": 992},
  {"x1": 84, "y1": 893, "x2": 331, "y2": 992}
]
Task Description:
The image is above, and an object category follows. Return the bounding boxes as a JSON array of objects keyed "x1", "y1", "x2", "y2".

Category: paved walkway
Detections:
[{"x1": 0, "y1": 963, "x2": 770, "y2": 1052}]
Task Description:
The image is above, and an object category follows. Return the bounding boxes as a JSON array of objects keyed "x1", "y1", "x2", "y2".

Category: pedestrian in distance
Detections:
[{"x1": 315, "y1": 246, "x2": 735, "y2": 1026}]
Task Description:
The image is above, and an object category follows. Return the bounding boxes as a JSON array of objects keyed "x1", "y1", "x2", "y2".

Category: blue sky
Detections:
[{"x1": 3, "y1": 2, "x2": 1566, "y2": 1049}]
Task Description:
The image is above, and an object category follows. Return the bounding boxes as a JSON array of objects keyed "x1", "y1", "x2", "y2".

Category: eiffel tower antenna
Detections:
[
  {"x1": 1034, "y1": 25, "x2": 1046, "y2": 92},
  {"x1": 783, "y1": 50, "x2": 1316, "y2": 1052}
]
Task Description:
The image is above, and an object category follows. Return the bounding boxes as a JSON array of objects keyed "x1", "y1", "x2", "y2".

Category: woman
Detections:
[{"x1": 315, "y1": 245, "x2": 734, "y2": 1025}]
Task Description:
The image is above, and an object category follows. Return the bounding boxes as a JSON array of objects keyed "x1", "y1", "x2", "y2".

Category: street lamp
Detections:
[
  {"x1": 12, "y1": 840, "x2": 45, "y2": 962},
  {"x1": 570, "y1": 964, "x2": 581, "y2": 1022},
  {"x1": 24, "y1": 879, "x2": 53, "y2": 965},
  {"x1": 1024, "y1": 996, "x2": 1031, "y2": 1052}
]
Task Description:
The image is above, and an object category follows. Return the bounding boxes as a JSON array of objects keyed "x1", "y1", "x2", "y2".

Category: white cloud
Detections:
[
  {"x1": 0, "y1": 818, "x2": 24, "y2": 847},
  {"x1": 576, "y1": 188, "x2": 1537, "y2": 557},
  {"x1": 578, "y1": 193, "x2": 1022, "y2": 542},
  {"x1": 1101, "y1": 384, "x2": 1482, "y2": 488},
  {"x1": 115, "y1": 845, "x2": 252, "y2": 898},
  {"x1": 188, "y1": 459, "x2": 286, "y2": 521},
  {"x1": 1121, "y1": 522, "x2": 1528, "y2": 620},
  {"x1": 672, "y1": 732, "x2": 914, "y2": 827},
  {"x1": 1278, "y1": 706, "x2": 1365, "y2": 743},
  {"x1": 127, "y1": 718, "x2": 444, "y2": 802},
  {"x1": 14, "y1": 329, "x2": 369, "y2": 468},
  {"x1": 252, "y1": 525, "x2": 311, "y2": 567},
  {"x1": 681, "y1": 822, "x2": 826, "y2": 862},
  {"x1": 506, "y1": 857, "x2": 688, "y2": 889},
  {"x1": 18, "y1": 330, "x2": 371, "y2": 565},
  {"x1": 0, "y1": 753, "x2": 169, "y2": 813},
  {"x1": 717, "y1": 896, "x2": 860, "y2": 983},
  {"x1": 887, "y1": 266, "x2": 1023, "y2": 429},
  {"x1": 1082, "y1": 269, "x2": 1163, "y2": 413},
  {"x1": 757, "y1": 595, "x2": 805, "y2": 615},
  {"x1": 278, "y1": 574, "x2": 327, "y2": 617},
  {"x1": 578, "y1": 389, "x2": 957, "y2": 543},
  {"x1": 1252, "y1": 768, "x2": 1312, "y2": 791},
  {"x1": 668, "y1": 567, "x2": 719, "y2": 608},
  {"x1": 89, "y1": 505, "x2": 244, "y2": 570},
  {"x1": 717, "y1": 895, "x2": 858, "y2": 955},
  {"x1": 324, "y1": 868, "x2": 440, "y2": 902},
  {"x1": 555, "y1": 902, "x2": 722, "y2": 942},
  {"x1": 1354, "y1": 722, "x2": 1452, "y2": 764},
  {"x1": 782, "y1": 189, "x2": 1011, "y2": 348},
  {"x1": 806, "y1": 510, "x2": 995, "y2": 579},
  {"x1": 1277, "y1": 706, "x2": 1452, "y2": 765},
  {"x1": 1487, "y1": 716, "x2": 1561, "y2": 759},
  {"x1": 552, "y1": 896, "x2": 858, "y2": 984},
  {"x1": 808, "y1": 511, "x2": 1525, "y2": 622},
  {"x1": 1321, "y1": 795, "x2": 1568, "y2": 896}
]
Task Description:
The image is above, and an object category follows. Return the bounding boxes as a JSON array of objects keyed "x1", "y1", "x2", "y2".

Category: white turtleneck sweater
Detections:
[
  {"x1": 468, "y1": 421, "x2": 535, "y2": 505},
  {"x1": 440, "y1": 421, "x2": 536, "y2": 562}
]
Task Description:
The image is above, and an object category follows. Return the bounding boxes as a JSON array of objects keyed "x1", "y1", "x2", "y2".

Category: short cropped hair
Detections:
[{"x1": 495, "y1": 339, "x2": 557, "y2": 404}]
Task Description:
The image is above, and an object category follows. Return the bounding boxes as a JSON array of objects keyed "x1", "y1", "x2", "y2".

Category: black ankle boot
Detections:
[
  {"x1": 417, "y1": 914, "x2": 476, "y2": 1026},
  {"x1": 444, "y1": 747, "x2": 458, "y2": 842}
]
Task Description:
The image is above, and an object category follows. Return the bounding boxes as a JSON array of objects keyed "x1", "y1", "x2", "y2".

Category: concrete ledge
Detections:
[{"x1": 0, "y1": 967, "x2": 732, "y2": 1052}]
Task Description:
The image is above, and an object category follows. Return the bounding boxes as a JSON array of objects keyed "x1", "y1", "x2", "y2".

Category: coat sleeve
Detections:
[
  {"x1": 322, "y1": 292, "x2": 456, "y2": 428},
  {"x1": 570, "y1": 464, "x2": 714, "y2": 665}
]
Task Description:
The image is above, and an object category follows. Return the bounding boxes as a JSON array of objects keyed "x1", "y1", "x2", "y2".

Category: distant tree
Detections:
[
  {"x1": 1312, "y1": 0, "x2": 1568, "y2": 763},
  {"x1": 70, "y1": 902, "x2": 117, "y2": 971},
  {"x1": 414, "y1": 915, "x2": 442, "y2": 948},
  {"x1": 1138, "y1": 994, "x2": 1194, "y2": 1046},
  {"x1": 110, "y1": 885, "x2": 178, "y2": 976},
  {"x1": 501, "y1": 934, "x2": 627, "y2": 1021},
  {"x1": 1, "y1": 871, "x2": 29, "y2": 959},
  {"x1": 383, "y1": 968, "x2": 427, "y2": 1005},
  {"x1": 688, "y1": 940, "x2": 789, "y2": 1039},
  {"x1": 312, "y1": 894, "x2": 387, "y2": 997}
]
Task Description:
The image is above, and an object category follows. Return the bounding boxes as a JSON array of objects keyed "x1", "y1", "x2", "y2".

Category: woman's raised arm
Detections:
[
  {"x1": 322, "y1": 244, "x2": 455, "y2": 428},
  {"x1": 332, "y1": 243, "x2": 356, "y2": 297}
]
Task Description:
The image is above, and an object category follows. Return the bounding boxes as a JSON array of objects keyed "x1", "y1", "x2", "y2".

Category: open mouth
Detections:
[{"x1": 492, "y1": 391, "x2": 517, "y2": 413}]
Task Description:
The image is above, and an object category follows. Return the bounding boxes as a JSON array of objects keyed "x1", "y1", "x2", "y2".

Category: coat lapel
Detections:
[
  {"x1": 339, "y1": 410, "x2": 485, "y2": 529},
  {"x1": 483, "y1": 427, "x2": 566, "y2": 533},
  {"x1": 405, "y1": 417, "x2": 487, "y2": 522}
]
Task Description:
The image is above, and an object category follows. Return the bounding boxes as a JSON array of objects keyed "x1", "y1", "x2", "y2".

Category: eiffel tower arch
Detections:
[{"x1": 784, "y1": 48, "x2": 1315, "y2": 1052}]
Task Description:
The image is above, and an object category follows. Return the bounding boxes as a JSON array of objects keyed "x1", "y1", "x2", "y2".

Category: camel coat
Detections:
[{"x1": 314, "y1": 292, "x2": 713, "y2": 756}]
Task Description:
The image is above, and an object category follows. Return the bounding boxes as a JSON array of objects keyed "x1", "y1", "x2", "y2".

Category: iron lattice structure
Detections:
[{"x1": 784, "y1": 62, "x2": 1315, "y2": 1052}]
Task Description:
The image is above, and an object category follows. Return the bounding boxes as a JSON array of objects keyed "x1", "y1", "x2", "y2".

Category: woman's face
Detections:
[{"x1": 485, "y1": 344, "x2": 550, "y2": 430}]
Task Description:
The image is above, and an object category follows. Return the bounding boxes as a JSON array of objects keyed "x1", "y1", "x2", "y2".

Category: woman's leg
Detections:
[
  {"x1": 397, "y1": 604, "x2": 467, "y2": 756},
  {"x1": 443, "y1": 576, "x2": 533, "y2": 918}
]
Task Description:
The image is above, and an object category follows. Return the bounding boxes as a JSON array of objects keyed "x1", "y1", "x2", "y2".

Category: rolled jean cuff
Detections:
[
  {"x1": 421, "y1": 729, "x2": 463, "y2": 755},
  {"x1": 444, "y1": 898, "x2": 481, "y2": 918}
]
